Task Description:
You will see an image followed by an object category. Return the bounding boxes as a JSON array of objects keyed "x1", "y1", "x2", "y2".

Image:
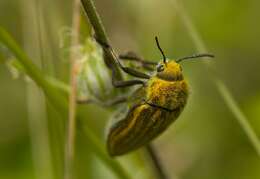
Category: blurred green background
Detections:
[{"x1": 1, "y1": 0, "x2": 260, "y2": 179}]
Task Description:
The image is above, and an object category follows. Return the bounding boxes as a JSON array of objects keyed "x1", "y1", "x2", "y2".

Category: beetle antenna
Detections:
[
  {"x1": 176, "y1": 53, "x2": 214, "y2": 63},
  {"x1": 155, "y1": 36, "x2": 167, "y2": 64}
]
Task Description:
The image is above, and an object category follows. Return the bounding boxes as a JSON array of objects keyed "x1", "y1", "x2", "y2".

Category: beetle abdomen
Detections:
[{"x1": 107, "y1": 103, "x2": 182, "y2": 156}]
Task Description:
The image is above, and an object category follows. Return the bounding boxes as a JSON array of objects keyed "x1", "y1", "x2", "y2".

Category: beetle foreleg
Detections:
[
  {"x1": 111, "y1": 66, "x2": 145, "y2": 88},
  {"x1": 95, "y1": 37, "x2": 151, "y2": 79},
  {"x1": 77, "y1": 96, "x2": 127, "y2": 106},
  {"x1": 119, "y1": 51, "x2": 157, "y2": 66},
  {"x1": 119, "y1": 51, "x2": 157, "y2": 71}
]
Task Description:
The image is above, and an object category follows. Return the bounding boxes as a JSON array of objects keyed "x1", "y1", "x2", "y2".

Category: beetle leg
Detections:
[
  {"x1": 77, "y1": 96, "x2": 127, "y2": 106},
  {"x1": 111, "y1": 71, "x2": 146, "y2": 87},
  {"x1": 119, "y1": 51, "x2": 156, "y2": 71},
  {"x1": 119, "y1": 51, "x2": 157, "y2": 65},
  {"x1": 117, "y1": 64, "x2": 151, "y2": 79},
  {"x1": 95, "y1": 37, "x2": 151, "y2": 79},
  {"x1": 112, "y1": 79, "x2": 144, "y2": 88},
  {"x1": 145, "y1": 101, "x2": 179, "y2": 112},
  {"x1": 110, "y1": 66, "x2": 145, "y2": 88}
]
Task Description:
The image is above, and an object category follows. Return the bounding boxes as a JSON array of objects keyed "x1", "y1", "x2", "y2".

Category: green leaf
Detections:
[{"x1": 0, "y1": 26, "x2": 130, "y2": 179}]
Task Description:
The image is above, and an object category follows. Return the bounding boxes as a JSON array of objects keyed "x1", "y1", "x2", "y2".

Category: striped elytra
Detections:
[{"x1": 107, "y1": 61, "x2": 189, "y2": 156}]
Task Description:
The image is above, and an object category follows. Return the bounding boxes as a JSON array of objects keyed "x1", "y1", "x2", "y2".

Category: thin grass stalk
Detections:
[
  {"x1": 22, "y1": 1, "x2": 54, "y2": 178},
  {"x1": 80, "y1": 0, "x2": 122, "y2": 79},
  {"x1": 170, "y1": 0, "x2": 260, "y2": 157},
  {"x1": 64, "y1": 0, "x2": 81, "y2": 178},
  {"x1": 147, "y1": 144, "x2": 168, "y2": 179}
]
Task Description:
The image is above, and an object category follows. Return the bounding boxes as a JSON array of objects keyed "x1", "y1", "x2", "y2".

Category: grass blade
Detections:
[
  {"x1": 0, "y1": 27, "x2": 131, "y2": 179},
  {"x1": 170, "y1": 0, "x2": 260, "y2": 157}
]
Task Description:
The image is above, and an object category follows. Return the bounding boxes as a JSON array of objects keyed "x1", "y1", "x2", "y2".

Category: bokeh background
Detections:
[{"x1": 1, "y1": 0, "x2": 260, "y2": 179}]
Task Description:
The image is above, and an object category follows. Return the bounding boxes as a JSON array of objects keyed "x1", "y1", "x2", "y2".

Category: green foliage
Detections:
[
  {"x1": 76, "y1": 38, "x2": 121, "y2": 103},
  {"x1": 0, "y1": 27, "x2": 131, "y2": 179},
  {"x1": 1, "y1": 0, "x2": 260, "y2": 179}
]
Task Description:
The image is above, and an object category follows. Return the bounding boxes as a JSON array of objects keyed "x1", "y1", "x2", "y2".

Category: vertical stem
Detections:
[
  {"x1": 146, "y1": 144, "x2": 168, "y2": 179},
  {"x1": 22, "y1": 1, "x2": 54, "y2": 179},
  {"x1": 216, "y1": 80, "x2": 260, "y2": 156},
  {"x1": 80, "y1": 0, "x2": 107, "y2": 43},
  {"x1": 80, "y1": 0, "x2": 122, "y2": 79},
  {"x1": 64, "y1": 0, "x2": 81, "y2": 179}
]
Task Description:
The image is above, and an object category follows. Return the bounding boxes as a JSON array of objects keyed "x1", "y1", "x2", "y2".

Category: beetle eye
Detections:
[{"x1": 156, "y1": 64, "x2": 164, "y2": 72}]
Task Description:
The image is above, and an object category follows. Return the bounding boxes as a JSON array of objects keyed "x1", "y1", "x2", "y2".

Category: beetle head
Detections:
[
  {"x1": 154, "y1": 36, "x2": 214, "y2": 81},
  {"x1": 156, "y1": 60, "x2": 183, "y2": 81},
  {"x1": 155, "y1": 36, "x2": 183, "y2": 81}
]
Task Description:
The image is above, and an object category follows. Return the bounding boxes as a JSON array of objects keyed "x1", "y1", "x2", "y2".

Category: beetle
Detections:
[{"x1": 90, "y1": 36, "x2": 213, "y2": 156}]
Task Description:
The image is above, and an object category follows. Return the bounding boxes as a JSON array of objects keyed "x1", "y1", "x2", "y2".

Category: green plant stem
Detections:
[
  {"x1": 80, "y1": 0, "x2": 122, "y2": 79},
  {"x1": 216, "y1": 80, "x2": 260, "y2": 156},
  {"x1": 64, "y1": 0, "x2": 81, "y2": 178},
  {"x1": 0, "y1": 27, "x2": 130, "y2": 179},
  {"x1": 80, "y1": 0, "x2": 107, "y2": 43},
  {"x1": 79, "y1": 122, "x2": 131, "y2": 179},
  {"x1": 170, "y1": 0, "x2": 260, "y2": 157},
  {"x1": 23, "y1": 1, "x2": 54, "y2": 179},
  {"x1": 147, "y1": 144, "x2": 168, "y2": 179}
]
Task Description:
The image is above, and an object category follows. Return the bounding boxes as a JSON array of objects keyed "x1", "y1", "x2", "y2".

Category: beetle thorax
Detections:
[{"x1": 146, "y1": 75, "x2": 188, "y2": 111}]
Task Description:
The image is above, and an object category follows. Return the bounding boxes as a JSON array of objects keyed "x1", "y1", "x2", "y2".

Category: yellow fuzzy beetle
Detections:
[{"x1": 92, "y1": 37, "x2": 213, "y2": 156}]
